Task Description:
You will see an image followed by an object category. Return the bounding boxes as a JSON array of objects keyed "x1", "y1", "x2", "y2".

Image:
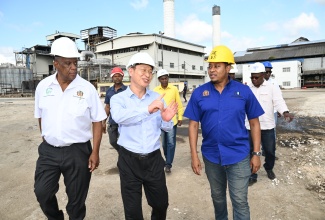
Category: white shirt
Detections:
[
  {"x1": 245, "y1": 80, "x2": 289, "y2": 130},
  {"x1": 34, "y1": 73, "x2": 107, "y2": 147},
  {"x1": 266, "y1": 78, "x2": 280, "y2": 113}
]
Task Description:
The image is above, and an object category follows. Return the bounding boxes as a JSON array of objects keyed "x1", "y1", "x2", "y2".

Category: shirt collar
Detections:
[{"x1": 45, "y1": 71, "x2": 83, "y2": 89}]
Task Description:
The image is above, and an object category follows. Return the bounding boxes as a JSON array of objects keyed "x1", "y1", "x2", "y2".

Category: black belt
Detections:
[{"x1": 120, "y1": 147, "x2": 159, "y2": 160}]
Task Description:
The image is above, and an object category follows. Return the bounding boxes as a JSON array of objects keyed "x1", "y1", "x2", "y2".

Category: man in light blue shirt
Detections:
[{"x1": 110, "y1": 52, "x2": 178, "y2": 220}]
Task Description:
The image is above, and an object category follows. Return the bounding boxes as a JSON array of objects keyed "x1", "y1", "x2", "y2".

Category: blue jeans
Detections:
[
  {"x1": 249, "y1": 128, "x2": 276, "y2": 179},
  {"x1": 161, "y1": 125, "x2": 177, "y2": 167},
  {"x1": 203, "y1": 155, "x2": 251, "y2": 220}
]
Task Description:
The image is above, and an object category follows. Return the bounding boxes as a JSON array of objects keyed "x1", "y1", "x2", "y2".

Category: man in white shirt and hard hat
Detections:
[
  {"x1": 245, "y1": 62, "x2": 293, "y2": 186},
  {"x1": 34, "y1": 37, "x2": 107, "y2": 219}
]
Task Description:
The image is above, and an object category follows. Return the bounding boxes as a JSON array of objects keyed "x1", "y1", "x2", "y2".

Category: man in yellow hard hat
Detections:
[{"x1": 184, "y1": 45, "x2": 264, "y2": 219}]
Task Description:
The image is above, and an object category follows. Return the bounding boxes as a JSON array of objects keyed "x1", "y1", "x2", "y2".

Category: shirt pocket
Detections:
[{"x1": 68, "y1": 97, "x2": 89, "y2": 117}]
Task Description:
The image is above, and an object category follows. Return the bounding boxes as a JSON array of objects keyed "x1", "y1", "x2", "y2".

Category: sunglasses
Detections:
[
  {"x1": 265, "y1": 71, "x2": 272, "y2": 74},
  {"x1": 250, "y1": 76, "x2": 261, "y2": 80}
]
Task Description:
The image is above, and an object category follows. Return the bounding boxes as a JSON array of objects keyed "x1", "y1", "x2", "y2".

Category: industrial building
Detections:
[
  {"x1": 234, "y1": 37, "x2": 325, "y2": 88},
  {"x1": 95, "y1": 32, "x2": 206, "y2": 91}
]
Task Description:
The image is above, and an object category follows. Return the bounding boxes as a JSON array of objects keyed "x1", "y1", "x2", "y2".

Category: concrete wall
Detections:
[{"x1": 242, "y1": 60, "x2": 302, "y2": 89}]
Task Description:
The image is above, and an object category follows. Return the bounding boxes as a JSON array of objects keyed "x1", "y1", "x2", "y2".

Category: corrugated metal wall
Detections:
[{"x1": 0, "y1": 68, "x2": 33, "y2": 89}]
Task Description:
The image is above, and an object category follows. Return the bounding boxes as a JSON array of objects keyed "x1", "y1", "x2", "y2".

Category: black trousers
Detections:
[
  {"x1": 34, "y1": 141, "x2": 92, "y2": 220},
  {"x1": 118, "y1": 147, "x2": 169, "y2": 220},
  {"x1": 108, "y1": 124, "x2": 121, "y2": 151}
]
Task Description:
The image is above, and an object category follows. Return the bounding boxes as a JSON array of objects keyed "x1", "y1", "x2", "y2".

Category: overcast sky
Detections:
[{"x1": 1, "y1": 0, "x2": 324, "y2": 64}]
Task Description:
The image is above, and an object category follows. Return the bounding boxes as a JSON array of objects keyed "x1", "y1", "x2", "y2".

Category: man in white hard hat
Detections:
[
  {"x1": 102, "y1": 67, "x2": 127, "y2": 152},
  {"x1": 245, "y1": 62, "x2": 293, "y2": 186},
  {"x1": 229, "y1": 63, "x2": 238, "y2": 80},
  {"x1": 34, "y1": 37, "x2": 107, "y2": 219},
  {"x1": 154, "y1": 69, "x2": 183, "y2": 173},
  {"x1": 110, "y1": 52, "x2": 178, "y2": 219}
]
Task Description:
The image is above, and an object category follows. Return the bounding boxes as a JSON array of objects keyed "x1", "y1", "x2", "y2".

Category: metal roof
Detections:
[{"x1": 235, "y1": 39, "x2": 325, "y2": 63}]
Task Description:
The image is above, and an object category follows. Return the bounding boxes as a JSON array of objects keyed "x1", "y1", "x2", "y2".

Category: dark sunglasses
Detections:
[
  {"x1": 250, "y1": 76, "x2": 261, "y2": 80},
  {"x1": 265, "y1": 71, "x2": 272, "y2": 74}
]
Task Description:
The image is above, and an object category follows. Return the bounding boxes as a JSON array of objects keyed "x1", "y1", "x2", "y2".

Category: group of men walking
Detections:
[{"x1": 33, "y1": 37, "x2": 293, "y2": 220}]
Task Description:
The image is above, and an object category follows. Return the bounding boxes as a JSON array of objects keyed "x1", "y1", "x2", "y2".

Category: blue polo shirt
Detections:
[
  {"x1": 184, "y1": 80, "x2": 264, "y2": 165},
  {"x1": 104, "y1": 84, "x2": 127, "y2": 125}
]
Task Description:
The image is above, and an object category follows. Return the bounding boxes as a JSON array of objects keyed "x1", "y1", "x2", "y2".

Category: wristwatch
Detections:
[{"x1": 252, "y1": 151, "x2": 262, "y2": 156}]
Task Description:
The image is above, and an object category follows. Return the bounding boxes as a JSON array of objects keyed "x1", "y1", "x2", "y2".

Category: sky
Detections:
[{"x1": 0, "y1": 0, "x2": 325, "y2": 64}]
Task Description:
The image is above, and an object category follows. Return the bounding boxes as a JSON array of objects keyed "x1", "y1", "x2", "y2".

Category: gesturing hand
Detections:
[
  {"x1": 148, "y1": 94, "x2": 165, "y2": 113},
  {"x1": 161, "y1": 101, "x2": 178, "y2": 121}
]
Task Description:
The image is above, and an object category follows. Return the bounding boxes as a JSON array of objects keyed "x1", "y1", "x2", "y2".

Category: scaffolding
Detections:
[{"x1": 80, "y1": 26, "x2": 117, "y2": 52}]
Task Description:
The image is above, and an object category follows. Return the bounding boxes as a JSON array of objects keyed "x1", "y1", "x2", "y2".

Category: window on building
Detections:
[
  {"x1": 283, "y1": 67, "x2": 290, "y2": 72},
  {"x1": 192, "y1": 65, "x2": 196, "y2": 70},
  {"x1": 200, "y1": 66, "x2": 203, "y2": 70},
  {"x1": 283, "y1": 81, "x2": 291, "y2": 87},
  {"x1": 170, "y1": 63, "x2": 174, "y2": 68},
  {"x1": 181, "y1": 63, "x2": 185, "y2": 69},
  {"x1": 158, "y1": 61, "x2": 162, "y2": 67}
]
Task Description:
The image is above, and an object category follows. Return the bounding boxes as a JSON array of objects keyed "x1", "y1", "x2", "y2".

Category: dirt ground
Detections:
[{"x1": 0, "y1": 89, "x2": 324, "y2": 220}]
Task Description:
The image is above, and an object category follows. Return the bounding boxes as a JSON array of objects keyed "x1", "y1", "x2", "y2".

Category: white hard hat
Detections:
[
  {"x1": 250, "y1": 62, "x2": 265, "y2": 73},
  {"x1": 50, "y1": 37, "x2": 80, "y2": 58},
  {"x1": 229, "y1": 64, "x2": 238, "y2": 73},
  {"x1": 157, "y1": 69, "x2": 169, "y2": 78},
  {"x1": 126, "y1": 52, "x2": 155, "y2": 70}
]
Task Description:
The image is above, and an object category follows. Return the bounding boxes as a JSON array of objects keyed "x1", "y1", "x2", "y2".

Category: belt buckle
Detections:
[{"x1": 138, "y1": 154, "x2": 148, "y2": 160}]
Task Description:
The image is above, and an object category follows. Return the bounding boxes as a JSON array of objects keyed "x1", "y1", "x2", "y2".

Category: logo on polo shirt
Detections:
[
  {"x1": 44, "y1": 87, "x2": 54, "y2": 97},
  {"x1": 203, "y1": 90, "x2": 209, "y2": 96},
  {"x1": 77, "y1": 90, "x2": 84, "y2": 97}
]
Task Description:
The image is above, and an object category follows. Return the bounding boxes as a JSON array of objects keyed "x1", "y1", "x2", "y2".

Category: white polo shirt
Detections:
[
  {"x1": 34, "y1": 73, "x2": 107, "y2": 147},
  {"x1": 245, "y1": 80, "x2": 289, "y2": 130}
]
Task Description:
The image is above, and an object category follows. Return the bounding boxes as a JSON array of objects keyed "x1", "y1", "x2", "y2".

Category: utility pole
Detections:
[
  {"x1": 159, "y1": 31, "x2": 164, "y2": 68},
  {"x1": 184, "y1": 61, "x2": 186, "y2": 80}
]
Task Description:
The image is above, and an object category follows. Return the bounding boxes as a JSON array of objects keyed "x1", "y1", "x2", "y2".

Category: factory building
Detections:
[
  {"x1": 95, "y1": 32, "x2": 206, "y2": 91},
  {"x1": 234, "y1": 37, "x2": 325, "y2": 88}
]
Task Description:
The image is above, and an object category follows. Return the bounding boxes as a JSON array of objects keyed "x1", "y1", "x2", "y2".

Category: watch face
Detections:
[{"x1": 253, "y1": 152, "x2": 261, "y2": 156}]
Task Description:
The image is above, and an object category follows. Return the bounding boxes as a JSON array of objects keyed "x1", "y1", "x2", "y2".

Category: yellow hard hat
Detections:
[{"x1": 207, "y1": 45, "x2": 235, "y2": 64}]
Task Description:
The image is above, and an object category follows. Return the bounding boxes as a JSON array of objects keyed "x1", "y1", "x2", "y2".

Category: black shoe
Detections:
[
  {"x1": 248, "y1": 178, "x2": 257, "y2": 186},
  {"x1": 266, "y1": 170, "x2": 276, "y2": 180},
  {"x1": 165, "y1": 165, "x2": 171, "y2": 173}
]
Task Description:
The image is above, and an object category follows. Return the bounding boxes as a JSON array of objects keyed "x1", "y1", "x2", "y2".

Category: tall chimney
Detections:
[
  {"x1": 163, "y1": 0, "x2": 175, "y2": 38},
  {"x1": 212, "y1": 5, "x2": 221, "y2": 47}
]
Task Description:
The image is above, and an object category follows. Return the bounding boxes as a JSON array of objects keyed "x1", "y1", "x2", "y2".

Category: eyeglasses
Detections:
[
  {"x1": 135, "y1": 67, "x2": 153, "y2": 75},
  {"x1": 250, "y1": 76, "x2": 261, "y2": 80},
  {"x1": 265, "y1": 71, "x2": 272, "y2": 74}
]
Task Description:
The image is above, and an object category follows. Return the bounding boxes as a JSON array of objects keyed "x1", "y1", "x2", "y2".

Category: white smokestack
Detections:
[
  {"x1": 163, "y1": 0, "x2": 175, "y2": 38},
  {"x1": 212, "y1": 5, "x2": 221, "y2": 47}
]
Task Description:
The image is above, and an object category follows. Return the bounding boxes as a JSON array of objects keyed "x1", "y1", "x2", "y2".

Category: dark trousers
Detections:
[
  {"x1": 34, "y1": 141, "x2": 92, "y2": 220},
  {"x1": 249, "y1": 129, "x2": 276, "y2": 179},
  {"x1": 183, "y1": 91, "x2": 187, "y2": 101},
  {"x1": 108, "y1": 124, "x2": 121, "y2": 151},
  {"x1": 118, "y1": 147, "x2": 168, "y2": 220}
]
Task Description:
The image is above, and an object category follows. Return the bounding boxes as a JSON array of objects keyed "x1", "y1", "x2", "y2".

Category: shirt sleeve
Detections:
[
  {"x1": 110, "y1": 94, "x2": 151, "y2": 125},
  {"x1": 175, "y1": 87, "x2": 184, "y2": 120},
  {"x1": 34, "y1": 84, "x2": 41, "y2": 118},
  {"x1": 272, "y1": 84, "x2": 289, "y2": 114}
]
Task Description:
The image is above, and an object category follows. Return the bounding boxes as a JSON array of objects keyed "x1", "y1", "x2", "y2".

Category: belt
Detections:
[{"x1": 120, "y1": 147, "x2": 159, "y2": 160}]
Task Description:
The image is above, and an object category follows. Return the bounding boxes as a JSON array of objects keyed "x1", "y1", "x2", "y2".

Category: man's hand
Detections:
[
  {"x1": 283, "y1": 112, "x2": 294, "y2": 122},
  {"x1": 191, "y1": 155, "x2": 202, "y2": 175},
  {"x1": 177, "y1": 120, "x2": 182, "y2": 126},
  {"x1": 161, "y1": 101, "x2": 178, "y2": 122},
  {"x1": 88, "y1": 152, "x2": 100, "y2": 172},
  {"x1": 148, "y1": 94, "x2": 165, "y2": 113},
  {"x1": 250, "y1": 155, "x2": 261, "y2": 174}
]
